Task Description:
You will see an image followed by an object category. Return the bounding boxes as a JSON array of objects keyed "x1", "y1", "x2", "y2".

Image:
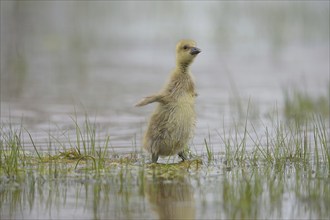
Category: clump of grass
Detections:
[
  {"x1": 0, "y1": 122, "x2": 26, "y2": 177},
  {"x1": 217, "y1": 101, "x2": 328, "y2": 173},
  {"x1": 204, "y1": 134, "x2": 214, "y2": 163},
  {"x1": 220, "y1": 124, "x2": 248, "y2": 170},
  {"x1": 218, "y1": 102, "x2": 251, "y2": 169},
  {"x1": 56, "y1": 113, "x2": 114, "y2": 174},
  {"x1": 281, "y1": 87, "x2": 328, "y2": 169},
  {"x1": 70, "y1": 112, "x2": 97, "y2": 156},
  {"x1": 44, "y1": 112, "x2": 115, "y2": 173},
  {"x1": 0, "y1": 113, "x2": 115, "y2": 177}
]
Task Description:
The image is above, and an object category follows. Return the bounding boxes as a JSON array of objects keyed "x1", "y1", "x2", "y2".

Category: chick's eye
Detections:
[{"x1": 183, "y1": 45, "x2": 189, "y2": 50}]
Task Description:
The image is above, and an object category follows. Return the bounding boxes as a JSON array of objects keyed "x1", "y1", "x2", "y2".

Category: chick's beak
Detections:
[{"x1": 190, "y1": 47, "x2": 201, "y2": 55}]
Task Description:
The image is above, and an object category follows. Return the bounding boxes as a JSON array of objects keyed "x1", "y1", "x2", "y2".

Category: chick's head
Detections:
[{"x1": 176, "y1": 39, "x2": 201, "y2": 66}]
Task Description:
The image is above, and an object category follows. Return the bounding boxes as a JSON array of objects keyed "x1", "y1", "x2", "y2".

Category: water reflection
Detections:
[
  {"x1": 0, "y1": 171, "x2": 153, "y2": 219},
  {"x1": 217, "y1": 164, "x2": 330, "y2": 219},
  {"x1": 1, "y1": 167, "x2": 196, "y2": 219},
  {"x1": 0, "y1": 162, "x2": 329, "y2": 219},
  {"x1": 145, "y1": 174, "x2": 195, "y2": 219}
]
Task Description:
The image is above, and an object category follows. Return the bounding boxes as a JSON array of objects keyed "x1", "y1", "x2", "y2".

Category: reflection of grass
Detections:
[{"x1": 221, "y1": 163, "x2": 329, "y2": 219}]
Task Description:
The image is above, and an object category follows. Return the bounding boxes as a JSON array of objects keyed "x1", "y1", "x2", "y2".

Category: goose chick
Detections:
[{"x1": 135, "y1": 39, "x2": 201, "y2": 163}]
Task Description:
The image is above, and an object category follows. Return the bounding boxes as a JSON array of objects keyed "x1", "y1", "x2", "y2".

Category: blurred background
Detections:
[{"x1": 1, "y1": 1, "x2": 329, "y2": 151}]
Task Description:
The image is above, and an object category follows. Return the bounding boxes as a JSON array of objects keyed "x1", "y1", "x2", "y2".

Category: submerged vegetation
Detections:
[{"x1": 0, "y1": 88, "x2": 329, "y2": 219}]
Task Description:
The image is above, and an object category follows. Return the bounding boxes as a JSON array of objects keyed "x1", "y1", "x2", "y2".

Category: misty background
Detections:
[{"x1": 1, "y1": 1, "x2": 329, "y2": 150}]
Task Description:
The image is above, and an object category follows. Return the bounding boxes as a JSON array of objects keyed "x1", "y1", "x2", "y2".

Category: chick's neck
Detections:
[{"x1": 176, "y1": 61, "x2": 191, "y2": 74}]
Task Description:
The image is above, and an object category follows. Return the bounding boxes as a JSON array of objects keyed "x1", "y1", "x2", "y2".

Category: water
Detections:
[
  {"x1": 1, "y1": 163, "x2": 329, "y2": 219},
  {"x1": 1, "y1": 1, "x2": 329, "y2": 219}
]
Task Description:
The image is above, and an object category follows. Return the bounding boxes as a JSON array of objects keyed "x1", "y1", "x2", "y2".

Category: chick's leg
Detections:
[
  {"x1": 178, "y1": 152, "x2": 188, "y2": 161},
  {"x1": 151, "y1": 153, "x2": 159, "y2": 163}
]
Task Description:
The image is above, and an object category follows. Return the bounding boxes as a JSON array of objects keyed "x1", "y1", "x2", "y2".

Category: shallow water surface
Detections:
[{"x1": 1, "y1": 160, "x2": 329, "y2": 219}]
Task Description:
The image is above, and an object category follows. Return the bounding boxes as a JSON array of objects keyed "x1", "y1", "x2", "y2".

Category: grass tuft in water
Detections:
[
  {"x1": 217, "y1": 95, "x2": 328, "y2": 172},
  {"x1": 204, "y1": 138, "x2": 213, "y2": 163},
  {"x1": 0, "y1": 121, "x2": 26, "y2": 177}
]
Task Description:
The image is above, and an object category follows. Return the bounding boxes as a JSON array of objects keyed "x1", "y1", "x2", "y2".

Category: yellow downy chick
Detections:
[{"x1": 135, "y1": 39, "x2": 201, "y2": 163}]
